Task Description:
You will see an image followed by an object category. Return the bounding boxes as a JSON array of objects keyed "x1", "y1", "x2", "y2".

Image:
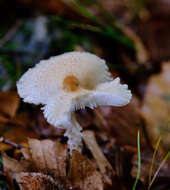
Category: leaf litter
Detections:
[
  {"x1": 0, "y1": 0, "x2": 170, "y2": 189},
  {"x1": 0, "y1": 86, "x2": 170, "y2": 189},
  {"x1": 2, "y1": 138, "x2": 104, "y2": 190}
]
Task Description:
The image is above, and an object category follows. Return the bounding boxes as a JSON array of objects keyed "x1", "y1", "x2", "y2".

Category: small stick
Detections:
[{"x1": 0, "y1": 137, "x2": 24, "y2": 149}]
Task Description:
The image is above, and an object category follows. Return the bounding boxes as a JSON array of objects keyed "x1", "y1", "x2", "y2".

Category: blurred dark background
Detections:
[{"x1": 0, "y1": 0, "x2": 170, "y2": 95}]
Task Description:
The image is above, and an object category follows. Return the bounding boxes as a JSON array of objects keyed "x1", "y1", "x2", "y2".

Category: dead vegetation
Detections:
[{"x1": 0, "y1": 0, "x2": 170, "y2": 189}]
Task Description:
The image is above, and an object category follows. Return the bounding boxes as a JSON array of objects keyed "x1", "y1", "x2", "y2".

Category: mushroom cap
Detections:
[
  {"x1": 17, "y1": 51, "x2": 131, "y2": 128},
  {"x1": 17, "y1": 52, "x2": 112, "y2": 105}
]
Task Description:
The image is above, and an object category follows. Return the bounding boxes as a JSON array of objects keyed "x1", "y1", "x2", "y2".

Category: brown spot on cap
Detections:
[{"x1": 63, "y1": 75, "x2": 79, "y2": 92}]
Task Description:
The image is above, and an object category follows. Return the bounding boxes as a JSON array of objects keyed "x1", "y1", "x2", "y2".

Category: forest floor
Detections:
[{"x1": 0, "y1": 0, "x2": 170, "y2": 189}]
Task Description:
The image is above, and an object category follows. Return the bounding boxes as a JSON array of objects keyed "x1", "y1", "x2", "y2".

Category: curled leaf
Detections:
[
  {"x1": 141, "y1": 62, "x2": 170, "y2": 151},
  {"x1": 68, "y1": 150, "x2": 103, "y2": 190},
  {"x1": 2, "y1": 152, "x2": 31, "y2": 173},
  {"x1": 28, "y1": 139, "x2": 68, "y2": 177}
]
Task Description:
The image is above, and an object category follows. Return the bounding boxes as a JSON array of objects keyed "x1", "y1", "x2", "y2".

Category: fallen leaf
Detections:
[
  {"x1": 2, "y1": 139, "x2": 68, "y2": 177},
  {"x1": 2, "y1": 152, "x2": 31, "y2": 173},
  {"x1": 9, "y1": 112, "x2": 33, "y2": 128},
  {"x1": 141, "y1": 62, "x2": 170, "y2": 151},
  {"x1": 14, "y1": 172, "x2": 67, "y2": 190},
  {"x1": 83, "y1": 130, "x2": 113, "y2": 184},
  {"x1": 0, "y1": 114, "x2": 8, "y2": 123},
  {"x1": 2, "y1": 139, "x2": 71, "y2": 190},
  {"x1": 0, "y1": 124, "x2": 38, "y2": 151},
  {"x1": 28, "y1": 139, "x2": 68, "y2": 177},
  {"x1": 20, "y1": 147, "x2": 32, "y2": 160},
  {"x1": 93, "y1": 96, "x2": 146, "y2": 147},
  {"x1": 0, "y1": 91, "x2": 19, "y2": 118},
  {"x1": 3, "y1": 139, "x2": 105, "y2": 190},
  {"x1": 68, "y1": 150, "x2": 103, "y2": 190}
]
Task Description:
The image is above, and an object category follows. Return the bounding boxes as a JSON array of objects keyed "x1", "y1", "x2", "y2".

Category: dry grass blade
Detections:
[
  {"x1": 148, "y1": 121, "x2": 170, "y2": 184},
  {"x1": 148, "y1": 152, "x2": 170, "y2": 190}
]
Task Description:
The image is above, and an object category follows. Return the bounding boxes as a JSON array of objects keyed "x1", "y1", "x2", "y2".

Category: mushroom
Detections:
[{"x1": 17, "y1": 51, "x2": 132, "y2": 153}]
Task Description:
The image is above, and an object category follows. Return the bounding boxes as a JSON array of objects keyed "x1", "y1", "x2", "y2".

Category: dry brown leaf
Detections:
[
  {"x1": 83, "y1": 130, "x2": 113, "y2": 184},
  {"x1": 0, "y1": 114, "x2": 8, "y2": 123},
  {"x1": 2, "y1": 139, "x2": 69, "y2": 189},
  {"x1": 141, "y1": 62, "x2": 170, "y2": 151},
  {"x1": 20, "y1": 147, "x2": 32, "y2": 160},
  {"x1": 3, "y1": 139, "x2": 105, "y2": 190},
  {"x1": 0, "y1": 91, "x2": 19, "y2": 117},
  {"x1": 0, "y1": 92, "x2": 28, "y2": 151},
  {"x1": 14, "y1": 172, "x2": 67, "y2": 190},
  {"x1": 3, "y1": 139, "x2": 111, "y2": 190},
  {"x1": 2, "y1": 152, "x2": 31, "y2": 173},
  {"x1": 9, "y1": 112, "x2": 33, "y2": 127},
  {"x1": 93, "y1": 96, "x2": 146, "y2": 147},
  {"x1": 68, "y1": 150, "x2": 103, "y2": 190},
  {"x1": 2, "y1": 139, "x2": 68, "y2": 177},
  {"x1": 0, "y1": 124, "x2": 38, "y2": 151},
  {"x1": 28, "y1": 139, "x2": 68, "y2": 177}
]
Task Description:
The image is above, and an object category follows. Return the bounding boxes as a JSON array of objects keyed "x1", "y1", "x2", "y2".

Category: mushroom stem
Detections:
[{"x1": 64, "y1": 112, "x2": 83, "y2": 154}]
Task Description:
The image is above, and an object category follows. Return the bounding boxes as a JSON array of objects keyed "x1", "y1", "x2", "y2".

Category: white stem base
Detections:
[{"x1": 64, "y1": 113, "x2": 82, "y2": 154}]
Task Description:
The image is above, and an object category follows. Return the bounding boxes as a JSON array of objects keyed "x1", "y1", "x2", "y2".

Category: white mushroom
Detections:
[{"x1": 17, "y1": 51, "x2": 132, "y2": 153}]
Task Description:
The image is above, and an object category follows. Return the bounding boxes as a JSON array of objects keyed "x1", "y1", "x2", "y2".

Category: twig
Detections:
[
  {"x1": 0, "y1": 19, "x2": 22, "y2": 48},
  {"x1": 0, "y1": 137, "x2": 24, "y2": 149}
]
